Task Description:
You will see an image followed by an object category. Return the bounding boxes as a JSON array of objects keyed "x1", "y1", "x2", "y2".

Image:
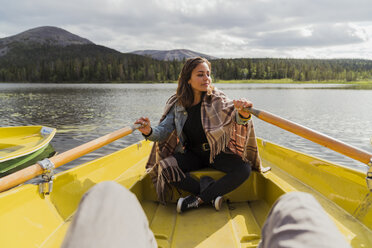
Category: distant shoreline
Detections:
[
  {"x1": 1, "y1": 79, "x2": 372, "y2": 86},
  {"x1": 214, "y1": 79, "x2": 372, "y2": 85}
]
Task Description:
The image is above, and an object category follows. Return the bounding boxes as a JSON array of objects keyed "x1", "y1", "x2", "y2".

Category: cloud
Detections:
[
  {"x1": 252, "y1": 23, "x2": 367, "y2": 48},
  {"x1": 0, "y1": 0, "x2": 372, "y2": 58}
]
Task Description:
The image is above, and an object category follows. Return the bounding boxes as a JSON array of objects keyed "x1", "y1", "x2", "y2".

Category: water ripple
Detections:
[{"x1": 1, "y1": 83, "x2": 371, "y2": 174}]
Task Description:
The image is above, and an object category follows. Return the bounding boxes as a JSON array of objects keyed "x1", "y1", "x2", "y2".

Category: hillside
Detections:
[
  {"x1": 0, "y1": 26, "x2": 180, "y2": 82},
  {"x1": 130, "y1": 49, "x2": 218, "y2": 61},
  {"x1": 0, "y1": 26, "x2": 94, "y2": 57},
  {"x1": 1, "y1": 26, "x2": 372, "y2": 83}
]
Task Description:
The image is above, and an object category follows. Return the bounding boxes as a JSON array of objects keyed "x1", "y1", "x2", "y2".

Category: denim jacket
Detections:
[{"x1": 144, "y1": 103, "x2": 250, "y2": 153}]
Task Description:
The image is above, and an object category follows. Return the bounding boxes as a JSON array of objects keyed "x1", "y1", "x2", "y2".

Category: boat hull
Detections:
[
  {"x1": 0, "y1": 139, "x2": 370, "y2": 247},
  {"x1": 0, "y1": 144, "x2": 55, "y2": 177},
  {"x1": 0, "y1": 126, "x2": 56, "y2": 177}
]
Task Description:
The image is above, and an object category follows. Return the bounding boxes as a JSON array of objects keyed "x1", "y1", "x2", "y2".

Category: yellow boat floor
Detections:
[{"x1": 141, "y1": 199, "x2": 270, "y2": 248}]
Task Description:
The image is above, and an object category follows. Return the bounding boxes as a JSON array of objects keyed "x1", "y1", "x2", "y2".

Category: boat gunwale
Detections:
[
  {"x1": 0, "y1": 139, "x2": 371, "y2": 247},
  {"x1": 257, "y1": 137, "x2": 369, "y2": 174},
  {"x1": 0, "y1": 126, "x2": 56, "y2": 163}
]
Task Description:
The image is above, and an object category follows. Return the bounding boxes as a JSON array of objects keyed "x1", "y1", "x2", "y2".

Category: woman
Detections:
[{"x1": 135, "y1": 57, "x2": 262, "y2": 213}]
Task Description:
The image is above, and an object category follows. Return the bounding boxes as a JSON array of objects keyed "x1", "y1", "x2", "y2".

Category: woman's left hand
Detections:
[{"x1": 233, "y1": 98, "x2": 253, "y2": 118}]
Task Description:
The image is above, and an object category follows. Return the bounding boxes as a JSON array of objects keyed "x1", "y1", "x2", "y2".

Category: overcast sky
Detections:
[{"x1": 1, "y1": 0, "x2": 371, "y2": 59}]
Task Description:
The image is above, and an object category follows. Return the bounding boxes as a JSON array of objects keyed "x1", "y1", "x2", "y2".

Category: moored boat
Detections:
[
  {"x1": 0, "y1": 126, "x2": 56, "y2": 177},
  {"x1": 0, "y1": 110, "x2": 371, "y2": 247}
]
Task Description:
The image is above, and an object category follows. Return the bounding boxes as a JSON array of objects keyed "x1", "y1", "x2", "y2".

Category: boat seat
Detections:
[
  {"x1": 191, "y1": 169, "x2": 263, "y2": 202},
  {"x1": 139, "y1": 168, "x2": 264, "y2": 203},
  {"x1": 189, "y1": 167, "x2": 226, "y2": 179}
]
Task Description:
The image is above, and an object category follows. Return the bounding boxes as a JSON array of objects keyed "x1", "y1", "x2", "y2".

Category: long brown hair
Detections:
[{"x1": 176, "y1": 57, "x2": 211, "y2": 108}]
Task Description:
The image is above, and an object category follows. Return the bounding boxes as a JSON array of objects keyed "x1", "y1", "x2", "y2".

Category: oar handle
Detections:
[
  {"x1": 0, "y1": 124, "x2": 141, "y2": 192},
  {"x1": 245, "y1": 107, "x2": 372, "y2": 166}
]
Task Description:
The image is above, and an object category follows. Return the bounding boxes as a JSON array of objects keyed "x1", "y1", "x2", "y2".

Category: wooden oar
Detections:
[
  {"x1": 0, "y1": 124, "x2": 141, "y2": 193},
  {"x1": 245, "y1": 107, "x2": 372, "y2": 166}
]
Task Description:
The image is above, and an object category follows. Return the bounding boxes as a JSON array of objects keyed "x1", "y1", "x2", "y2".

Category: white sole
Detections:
[
  {"x1": 214, "y1": 196, "x2": 223, "y2": 211},
  {"x1": 177, "y1": 197, "x2": 184, "y2": 213}
]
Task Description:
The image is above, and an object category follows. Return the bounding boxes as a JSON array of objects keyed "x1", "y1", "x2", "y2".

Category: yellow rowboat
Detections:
[
  {"x1": 0, "y1": 140, "x2": 371, "y2": 247},
  {"x1": 0, "y1": 110, "x2": 371, "y2": 247},
  {"x1": 0, "y1": 126, "x2": 56, "y2": 177}
]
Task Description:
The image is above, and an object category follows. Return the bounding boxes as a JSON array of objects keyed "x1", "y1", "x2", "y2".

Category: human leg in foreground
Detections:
[
  {"x1": 258, "y1": 191, "x2": 350, "y2": 248},
  {"x1": 61, "y1": 181, "x2": 156, "y2": 248}
]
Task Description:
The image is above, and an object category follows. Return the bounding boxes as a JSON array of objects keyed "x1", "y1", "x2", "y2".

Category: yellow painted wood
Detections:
[
  {"x1": 229, "y1": 203, "x2": 261, "y2": 242},
  {"x1": 0, "y1": 140, "x2": 152, "y2": 248},
  {"x1": 0, "y1": 185, "x2": 63, "y2": 248},
  {"x1": 257, "y1": 138, "x2": 372, "y2": 229},
  {"x1": 0, "y1": 125, "x2": 138, "y2": 193},
  {"x1": 0, "y1": 139, "x2": 371, "y2": 248},
  {"x1": 0, "y1": 126, "x2": 56, "y2": 162}
]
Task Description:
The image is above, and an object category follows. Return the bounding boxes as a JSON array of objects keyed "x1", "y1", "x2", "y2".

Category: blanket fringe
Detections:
[
  {"x1": 207, "y1": 124, "x2": 232, "y2": 163},
  {"x1": 154, "y1": 156, "x2": 185, "y2": 204}
]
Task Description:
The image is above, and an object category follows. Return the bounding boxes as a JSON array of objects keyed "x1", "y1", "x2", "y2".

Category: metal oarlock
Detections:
[{"x1": 37, "y1": 158, "x2": 55, "y2": 195}]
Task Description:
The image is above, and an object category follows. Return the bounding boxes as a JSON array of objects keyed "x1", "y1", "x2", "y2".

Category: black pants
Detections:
[{"x1": 172, "y1": 148, "x2": 251, "y2": 203}]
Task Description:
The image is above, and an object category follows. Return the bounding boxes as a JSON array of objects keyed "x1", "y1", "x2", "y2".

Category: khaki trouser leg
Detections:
[
  {"x1": 62, "y1": 181, "x2": 157, "y2": 248},
  {"x1": 259, "y1": 192, "x2": 350, "y2": 248}
]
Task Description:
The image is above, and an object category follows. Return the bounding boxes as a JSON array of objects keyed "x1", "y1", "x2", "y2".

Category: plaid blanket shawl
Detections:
[{"x1": 146, "y1": 87, "x2": 262, "y2": 204}]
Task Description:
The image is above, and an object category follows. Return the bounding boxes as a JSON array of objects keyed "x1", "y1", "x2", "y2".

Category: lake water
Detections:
[{"x1": 1, "y1": 83, "x2": 372, "y2": 176}]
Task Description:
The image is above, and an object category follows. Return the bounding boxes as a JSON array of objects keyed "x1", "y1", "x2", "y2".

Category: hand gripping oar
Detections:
[
  {"x1": 0, "y1": 124, "x2": 142, "y2": 193},
  {"x1": 244, "y1": 107, "x2": 372, "y2": 190}
]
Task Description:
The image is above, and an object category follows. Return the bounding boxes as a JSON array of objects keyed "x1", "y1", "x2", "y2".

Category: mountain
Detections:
[
  {"x1": 0, "y1": 26, "x2": 94, "y2": 57},
  {"x1": 130, "y1": 49, "x2": 218, "y2": 61},
  {"x1": 0, "y1": 26, "x2": 175, "y2": 83},
  {"x1": 1, "y1": 26, "x2": 372, "y2": 83}
]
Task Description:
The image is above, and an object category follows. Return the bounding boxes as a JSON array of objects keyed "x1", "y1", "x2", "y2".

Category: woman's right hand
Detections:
[{"x1": 134, "y1": 117, "x2": 152, "y2": 136}]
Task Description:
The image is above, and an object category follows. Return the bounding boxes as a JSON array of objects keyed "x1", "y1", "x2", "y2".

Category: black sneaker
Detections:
[{"x1": 177, "y1": 195, "x2": 199, "y2": 213}]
